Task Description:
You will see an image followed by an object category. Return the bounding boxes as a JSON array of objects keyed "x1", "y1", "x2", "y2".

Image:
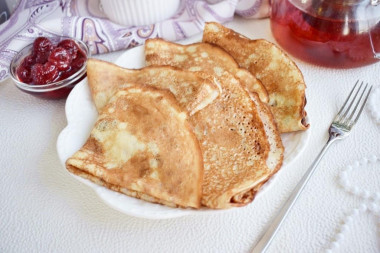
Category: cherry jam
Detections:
[
  {"x1": 17, "y1": 37, "x2": 86, "y2": 85},
  {"x1": 270, "y1": 0, "x2": 380, "y2": 68}
]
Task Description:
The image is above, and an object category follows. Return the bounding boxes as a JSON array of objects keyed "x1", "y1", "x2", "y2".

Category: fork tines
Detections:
[{"x1": 335, "y1": 80, "x2": 373, "y2": 128}]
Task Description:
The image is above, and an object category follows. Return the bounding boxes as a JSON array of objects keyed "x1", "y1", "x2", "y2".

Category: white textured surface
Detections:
[{"x1": 1, "y1": 18, "x2": 380, "y2": 252}]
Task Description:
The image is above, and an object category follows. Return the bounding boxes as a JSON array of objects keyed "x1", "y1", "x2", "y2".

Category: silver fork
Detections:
[{"x1": 252, "y1": 81, "x2": 373, "y2": 253}]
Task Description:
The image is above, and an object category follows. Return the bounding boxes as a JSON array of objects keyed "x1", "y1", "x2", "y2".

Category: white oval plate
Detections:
[{"x1": 57, "y1": 45, "x2": 311, "y2": 219}]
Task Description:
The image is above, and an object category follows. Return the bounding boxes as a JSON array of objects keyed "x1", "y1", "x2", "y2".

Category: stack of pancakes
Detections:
[{"x1": 66, "y1": 22, "x2": 309, "y2": 209}]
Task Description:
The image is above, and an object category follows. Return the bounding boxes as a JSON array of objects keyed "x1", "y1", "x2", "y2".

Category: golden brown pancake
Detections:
[
  {"x1": 145, "y1": 39, "x2": 268, "y2": 103},
  {"x1": 66, "y1": 84, "x2": 203, "y2": 208},
  {"x1": 203, "y1": 22, "x2": 309, "y2": 133},
  {"x1": 145, "y1": 39, "x2": 272, "y2": 208},
  {"x1": 249, "y1": 92, "x2": 284, "y2": 175},
  {"x1": 86, "y1": 58, "x2": 220, "y2": 115}
]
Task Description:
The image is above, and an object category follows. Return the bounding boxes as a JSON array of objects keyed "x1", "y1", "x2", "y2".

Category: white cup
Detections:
[{"x1": 100, "y1": 0, "x2": 180, "y2": 26}]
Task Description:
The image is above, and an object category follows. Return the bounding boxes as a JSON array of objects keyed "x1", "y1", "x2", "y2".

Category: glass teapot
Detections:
[{"x1": 270, "y1": 0, "x2": 380, "y2": 68}]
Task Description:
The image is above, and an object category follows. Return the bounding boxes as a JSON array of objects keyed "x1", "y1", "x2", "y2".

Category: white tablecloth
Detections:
[{"x1": 1, "y1": 17, "x2": 380, "y2": 253}]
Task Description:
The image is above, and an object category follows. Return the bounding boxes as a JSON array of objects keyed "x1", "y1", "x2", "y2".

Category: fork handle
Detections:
[{"x1": 252, "y1": 139, "x2": 336, "y2": 253}]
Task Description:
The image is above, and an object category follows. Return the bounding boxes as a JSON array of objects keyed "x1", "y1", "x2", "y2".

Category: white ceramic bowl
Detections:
[{"x1": 100, "y1": 0, "x2": 180, "y2": 26}]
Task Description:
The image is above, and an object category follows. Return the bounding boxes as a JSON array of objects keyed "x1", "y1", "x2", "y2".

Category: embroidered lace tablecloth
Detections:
[{"x1": 1, "y1": 15, "x2": 380, "y2": 253}]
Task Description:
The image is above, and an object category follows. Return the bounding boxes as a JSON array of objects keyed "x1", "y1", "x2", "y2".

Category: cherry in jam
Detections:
[
  {"x1": 31, "y1": 62, "x2": 59, "y2": 85},
  {"x1": 58, "y1": 39, "x2": 79, "y2": 59},
  {"x1": 48, "y1": 47, "x2": 72, "y2": 71},
  {"x1": 17, "y1": 37, "x2": 87, "y2": 89},
  {"x1": 33, "y1": 37, "x2": 53, "y2": 64}
]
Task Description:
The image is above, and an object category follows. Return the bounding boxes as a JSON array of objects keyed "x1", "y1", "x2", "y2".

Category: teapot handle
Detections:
[
  {"x1": 369, "y1": 31, "x2": 380, "y2": 59},
  {"x1": 367, "y1": 2, "x2": 380, "y2": 59}
]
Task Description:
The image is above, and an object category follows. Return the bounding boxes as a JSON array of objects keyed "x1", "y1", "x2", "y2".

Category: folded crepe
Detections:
[
  {"x1": 145, "y1": 39, "x2": 283, "y2": 177},
  {"x1": 145, "y1": 39, "x2": 277, "y2": 208},
  {"x1": 145, "y1": 39, "x2": 269, "y2": 104},
  {"x1": 86, "y1": 58, "x2": 281, "y2": 207},
  {"x1": 66, "y1": 84, "x2": 203, "y2": 208},
  {"x1": 86, "y1": 58, "x2": 220, "y2": 115},
  {"x1": 203, "y1": 22, "x2": 309, "y2": 133}
]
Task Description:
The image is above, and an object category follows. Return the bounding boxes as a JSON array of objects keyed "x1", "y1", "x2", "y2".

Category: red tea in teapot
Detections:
[{"x1": 270, "y1": 0, "x2": 380, "y2": 68}]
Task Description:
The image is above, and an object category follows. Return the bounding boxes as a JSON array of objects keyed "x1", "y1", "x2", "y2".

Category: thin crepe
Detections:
[
  {"x1": 86, "y1": 58, "x2": 220, "y2": 115},
  {"x1": 145, "y1": 39, "x2": 273, "y2": 208},
  {"x1": 145, "y1": 39, "x2": 268, "y2": 103},
  {"x1": 66, "y1": 84, "x2": 203, "y2": 208},
  {"x1": 203, "y1": 22, "x2": 309, "y2": 133}
]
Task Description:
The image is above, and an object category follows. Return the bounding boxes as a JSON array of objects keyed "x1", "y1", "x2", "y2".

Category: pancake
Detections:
[
  {"x1": 250, "y1": 92, "x2": 284, "y2": 175},
  {"x1": 145, "y1": 39, "x2": 268, "y2": 104},
  {"x1": 86, "y1": 58, "x2": 220, "y2": 115},
  {"x1": 203, "y1": 22, "x2": 309, "y2": 133},
  {"x1": 145, "y1": 39, "x2": 273, "y2": 208},
  {"x1": 66, "y1": 84, "x2": 203, "y2": 208}
]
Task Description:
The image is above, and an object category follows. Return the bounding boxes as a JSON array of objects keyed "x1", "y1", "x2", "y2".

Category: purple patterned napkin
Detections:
[{"x1": 0, "y1": 0, "x2": 269, "y2": 81}]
